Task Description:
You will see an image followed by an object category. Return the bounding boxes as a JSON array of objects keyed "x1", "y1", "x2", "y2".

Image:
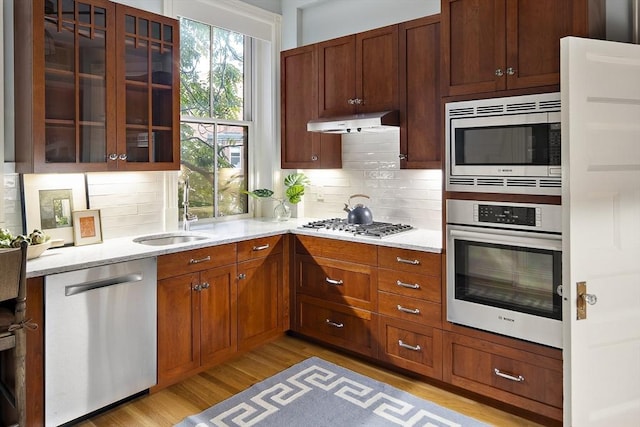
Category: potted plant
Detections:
[{"x1": 244, "y1": 173, "x2": 310, "y2": 220}]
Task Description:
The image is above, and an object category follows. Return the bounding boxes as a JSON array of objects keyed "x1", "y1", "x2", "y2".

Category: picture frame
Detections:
[
  {"x1": 72, "y1": 209, "x2": 103, "y2": 246},
  {"x1": 22, "y1": 174, "x2": 88, "y2": 245}
]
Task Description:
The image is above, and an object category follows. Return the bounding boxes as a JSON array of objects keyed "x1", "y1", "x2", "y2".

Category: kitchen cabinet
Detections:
[
  {"x1": 14, "y1": 0, "x2": 179, "y2": 173},
  {"x1": 280, "y1": 45, "x2": 341, "y2": 169},
  {"x1": 156, "y1": 244, "x2": 237, "y2": 389},
  {"x1": 398, "y1": 15, "x2": 441, "y2": 169},
  {"x1": 318, "y1": 25, "x2": 398, "y2": 117},
  {"x1": 443, "y1": 331, "x2": 563, "y2": 421},
  {"x1": 377, "y1": 247, "x2": 443, "y2": 379},
  {"x1": 441, "y1": 0, "x2": 605, "y2": 97},
  {"x1": 236, "y1": 236, "x2": 285, "y2": 352}
]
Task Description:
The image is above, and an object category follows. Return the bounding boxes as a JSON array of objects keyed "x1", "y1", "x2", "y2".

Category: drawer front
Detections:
[
  {"x1": 295, "y1": 295, "x2": 377, "y2": 357},
  {"x1": 378, "y1": 291, "x2": 441, "y2": 327},
  {"x1": 378, "y1": 316, "x2": 442, "y2": 379},
  {"x1": 378, "y1": 246, "x2": 441, "y2": 276},
  {"x1": 378, "y1": 268, "x2": 441, "y2": 303},
  {"x1": 296, "y1": 235, "x2": 377, "y2": 265},
  {"x1": 158, "y1": 243, "x2": 237, "y2": 279},
  {"x1": 237, "y1": 235, "x2": 283, "y2": 262},
  {"x1": 444, "y1": 332, "x2": 562, "y2": 409},
  {"x1": 296, "y1": 255, "x2": 377, "y2": 310}
]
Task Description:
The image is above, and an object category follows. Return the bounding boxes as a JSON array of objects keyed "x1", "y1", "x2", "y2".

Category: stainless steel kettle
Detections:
[{"x1": 343, "y1": 194, "x2": 373, "y2": 225}]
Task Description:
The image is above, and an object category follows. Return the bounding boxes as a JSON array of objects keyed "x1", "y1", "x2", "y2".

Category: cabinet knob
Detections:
[
  {"x1": 118, "y1": 153, "x2": 128, "y2": 161},
  {"x1": 201, "y1": 282, "x2": 210, "y2": 290},
  {"x1": 311, "y1": 155, "x2": 318, "y2": 161},
  {"x1": 399, "y1": 153, "x2": 407, "y2": 160},
  {"x1": 108, "y1": 153, "x2": 118, "y2": 161},
  {"x1": 347, "y1": 98, "x2": 356, "y2": 105},
  {"x1": 238, "y1": 273, "x2": 246, "y2": 280},
  {"x1": 495, "y1": 68, "x2": 504, "y2": 77},
  {"x1": 193, "y1": 283, "x2": 202, "y2": 291},
  {"x1": 506, "y1": 67, "x2": 516, "y2": 76},
  {"x1": 355, "y1": 98, "x2": 363, "y2": 105}
]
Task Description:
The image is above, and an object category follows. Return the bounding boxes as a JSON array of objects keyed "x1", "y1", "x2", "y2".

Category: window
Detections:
[{"x1": 179, "y1": 18, "x2": 251, "y2": 219}]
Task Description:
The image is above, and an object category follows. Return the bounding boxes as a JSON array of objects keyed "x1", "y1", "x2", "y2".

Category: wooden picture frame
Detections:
[{"x1": 72, "y1": 209, "x2": 103, "y2": 246}]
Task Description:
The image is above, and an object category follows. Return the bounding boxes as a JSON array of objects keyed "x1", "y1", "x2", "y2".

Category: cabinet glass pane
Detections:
[
  {"x1": 126, "y1": 85, "x2": 149, "y2": 125},
  {"x1": 61, "y1": 0, "x2": 74, "y2": 21},
  {"x1": 125, "y1": 38, "x2": 149, "y2": 82},
  {"x1": 151, "y1": 44, "x2": 172, "y2": 82},
  {"x1": 78, "y1": 3, "x2": 91, "y2": 24},
  {"x1": 46, "y1": 125, "x2": 76, "y2": 163},
  {"x1": 79, "y1": 28, "x2": 106, "y2": 75},
  {"x1": 45, "y1": 73, "x2": 75, "y2": 121},
  {"x1": 152, "y1": 87, "x2": 172, "y2": 127},
  {"x1": 125, "y1": 14, "x2": 135, "y2": 34},
  {"x1": 125, "y1": 130, "x2": 151, "y2": 162},
  {"x1": 163, "y1": 24, "x2": 173, "y2": 43},
  {"x1": 152, "y1": 130, "x2": 173, "y2": 162},
  {"x1": 45, "y1": 0, "x2": 57, "y2": 16},
  {"x1": 94, "y1": 7, "x2": 106, "y2": 27},
  {"x1": 45, "y1": 20, "x2": 74, "y2": 72},
  {"x1": 138, "y1": 18, "x2": 148, "y2": 37},
  {"x1": 80, "y1": 125, "x2": 106, "y2": 162},
  {"x1": 151, "y1": 21, "x2": 161, "y2": 40},
  {"x1": 80, "y1": 76, "x2": 105, "y2": 122}
]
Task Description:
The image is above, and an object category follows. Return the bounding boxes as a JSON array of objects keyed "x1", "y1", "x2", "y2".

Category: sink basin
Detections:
[{"x1": 133, "y1": 233, "x2": 210, "y2": 246}]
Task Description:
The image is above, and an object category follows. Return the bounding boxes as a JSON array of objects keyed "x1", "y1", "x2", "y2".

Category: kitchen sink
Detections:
[{"x1": 133, "y1": 232, "x2": 211, "y2": 246}]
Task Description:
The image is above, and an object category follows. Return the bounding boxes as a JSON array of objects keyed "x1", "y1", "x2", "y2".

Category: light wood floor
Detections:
[{"x1": 78, "y1": 335, "x2": 548, "y2": 427}]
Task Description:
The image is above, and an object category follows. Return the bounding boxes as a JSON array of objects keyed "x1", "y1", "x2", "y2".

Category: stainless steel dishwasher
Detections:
[{"x1": 44, "y1": 258, "x2": 157, "y2": 426}]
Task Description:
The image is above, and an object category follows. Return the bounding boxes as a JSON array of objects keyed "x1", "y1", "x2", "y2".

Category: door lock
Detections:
[{"x1": 577, "y1": 281, "x2": 597, "y2": 320}]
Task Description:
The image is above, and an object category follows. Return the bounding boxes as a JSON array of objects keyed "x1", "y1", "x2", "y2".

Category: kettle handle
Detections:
[{"x1": 349, "y1": 194, "x2": 370, "y2": 201}]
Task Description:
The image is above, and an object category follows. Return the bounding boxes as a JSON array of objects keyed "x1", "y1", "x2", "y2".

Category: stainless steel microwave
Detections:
[{"x1": 445, "y1": 92, "x2": 561, "y2": 195}]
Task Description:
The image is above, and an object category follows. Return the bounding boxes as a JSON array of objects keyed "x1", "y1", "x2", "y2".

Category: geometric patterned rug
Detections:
[{"x1": 175, "y1": 357, "x2": 490, "y2": 427}]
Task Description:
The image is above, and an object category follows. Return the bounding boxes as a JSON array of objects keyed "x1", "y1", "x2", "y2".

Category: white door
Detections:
[{"x1": 561, "y1": 36, "x2": 640, "y2": 426}]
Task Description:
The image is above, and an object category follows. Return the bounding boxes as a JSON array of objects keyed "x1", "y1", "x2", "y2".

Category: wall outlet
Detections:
[{"x1": 316, "y1": 185, "x2": 324, "y2": 201}]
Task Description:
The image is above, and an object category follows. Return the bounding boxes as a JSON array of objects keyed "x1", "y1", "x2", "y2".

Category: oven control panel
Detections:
[{"x1": 475, "y1": 204, "x2": 540, "y2": 227}]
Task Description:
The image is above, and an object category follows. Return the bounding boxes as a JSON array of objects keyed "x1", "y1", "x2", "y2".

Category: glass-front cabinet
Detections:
[{"x1": 14, "y1": 0, "x2": 179, "y2": 173}]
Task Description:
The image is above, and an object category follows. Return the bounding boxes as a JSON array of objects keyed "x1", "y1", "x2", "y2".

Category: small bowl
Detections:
[{"x1": 27, "y1": 240, "x2": 53, "y2": 260}]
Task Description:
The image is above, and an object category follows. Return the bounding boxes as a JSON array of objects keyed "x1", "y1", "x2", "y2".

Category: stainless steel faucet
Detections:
[{"x1": 182, "y1": 176, "x2": 198, "y2": 231}]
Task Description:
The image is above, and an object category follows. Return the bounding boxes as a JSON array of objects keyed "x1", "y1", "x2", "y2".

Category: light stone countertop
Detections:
[{"x1": 26, "y1": 218, "x2": 443, "y2": 278}]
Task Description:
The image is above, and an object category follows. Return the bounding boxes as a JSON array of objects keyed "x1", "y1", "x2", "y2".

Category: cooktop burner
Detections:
[{"x1": 301, "y1": 218, "x2": 413, "y2": 238}]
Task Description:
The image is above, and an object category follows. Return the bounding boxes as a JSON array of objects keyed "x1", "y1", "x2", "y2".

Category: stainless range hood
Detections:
[{"x1": 307, "y1": 110, "x2": 399, "y2": 134}]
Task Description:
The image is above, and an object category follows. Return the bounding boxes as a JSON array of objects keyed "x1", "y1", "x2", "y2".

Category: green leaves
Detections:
[
  {"x1": 244, "y1": 173, "x2": 310, "y2": 204},
  {"x1": 244, "y1": 188, "x2": 274, "y2": 199}
]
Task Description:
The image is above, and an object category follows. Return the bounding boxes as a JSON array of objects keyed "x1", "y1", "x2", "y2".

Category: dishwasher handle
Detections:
[{"x1": 65, "y1": 273, "x2": 144, "y2": 296}]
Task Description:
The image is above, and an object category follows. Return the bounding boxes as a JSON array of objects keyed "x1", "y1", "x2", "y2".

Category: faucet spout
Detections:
[{"x1": 182, "y1": 177, "x2": 198, "y2": 231}]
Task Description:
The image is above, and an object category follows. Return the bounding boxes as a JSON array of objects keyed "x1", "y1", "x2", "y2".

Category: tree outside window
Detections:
[{"x1": 179, "y1": 18, "x2": 250, "y2": 219}]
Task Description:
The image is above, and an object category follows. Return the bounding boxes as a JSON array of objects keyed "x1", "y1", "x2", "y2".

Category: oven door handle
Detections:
[{"x1": 448, "y1": 227, "x2": 561, "y2": 251}]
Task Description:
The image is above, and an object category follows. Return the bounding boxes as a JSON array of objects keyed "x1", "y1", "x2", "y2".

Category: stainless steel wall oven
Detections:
[{"x1": 446, "y1": 199, "x2": 563, "y2": 348}]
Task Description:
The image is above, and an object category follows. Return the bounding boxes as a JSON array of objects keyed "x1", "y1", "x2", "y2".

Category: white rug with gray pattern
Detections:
[{"x1": 176, "y1": 357, "x2": 489, "y2": 427}]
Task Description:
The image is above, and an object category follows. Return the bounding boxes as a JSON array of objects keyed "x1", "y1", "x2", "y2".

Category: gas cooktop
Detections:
[{"x1": 300, "y1": 218, "x2": 413, "y2": 238}]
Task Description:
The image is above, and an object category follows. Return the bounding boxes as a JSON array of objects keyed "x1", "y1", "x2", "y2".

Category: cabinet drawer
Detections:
[
  {"x1": 378, "y1": 268, "x2": 441, "y2": 303},
  {"x1": 378, "y1": 291, "x2": 441, "y2": 327},
  {"x1": 378, "y1": 316, "x2": 442, "y2": 379},
  {"x1": 296, "y1": 235, "x2": 377, "y2": 265},
  {"x1": 378, "y1": 246, "x2": 440, "y2": 276},
  {"x1": 237, "y1": 235, "x2": 283, "y2": 262},
  {"x1": 444, "y1": 332, "x2": 562, "y2": 411},
  {"x1": 296, "y1": 254, "x2": 377, "y2": 310},
  {"x1": 158, "y1": 243, "x2": 237, "y2": 279},
  {"x1": 295, "y1": 295, "x2": 377, "y2": 357}
]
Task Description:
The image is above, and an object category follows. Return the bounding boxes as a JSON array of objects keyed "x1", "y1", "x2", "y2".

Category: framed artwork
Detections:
[
  {"x1": 72, "y1": 209, "x2": 103, "y2": 246},
  {"x1": 22, "y1": 174, "x2": 87, "y2": 245}
]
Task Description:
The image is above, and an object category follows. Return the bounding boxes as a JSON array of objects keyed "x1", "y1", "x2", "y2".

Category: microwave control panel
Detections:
[{"x1": 475, "y1": 204, "x2": 540, "y2": 227}]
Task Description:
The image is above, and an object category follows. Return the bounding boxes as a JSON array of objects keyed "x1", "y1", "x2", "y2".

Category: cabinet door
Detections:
[
  {"x1": 318, "y1": 35, "x2": 356, "y2": 117},
  {"x1": 115, "y1": 4, "x2": 180, "y2": 170},
  {"x1": 441, "y1": 0, "x2": 506, "y2": 96},
  {"x1": 199, "y1": 264, "x2": 237, "y2": 366},
  {"x1": 280, "y1": 46, "x2": 341, "y2": 169},
  {"x1": 157, "y1": 272, "x2": 201, "y2": 386},
  {"x1": 237, "y1": 254, "x2": 282, "y2": 351},
  {"x1": 356, "y1": 25, "x2": 399, "y2": 114},
  {"x1": 399, "y1": 16, "x2": 441, "y2": 169}
]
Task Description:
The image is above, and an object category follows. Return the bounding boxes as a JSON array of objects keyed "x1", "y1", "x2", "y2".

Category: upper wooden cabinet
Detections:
[
  {"x1": 398, "y1": 15, "x2": 441, "y2": 169},
  {"x1": 318, "y1": 25, "x2": 399, "y2": 117},
  {"x1": 441, "y1": 0, "x2": 605, "y2": 97},
  {"x1": 280, "y1": 45, "x2": 341, "y2": 169},
  {"x1": 14, "y1": 0, "x2": 179, "y2": 173}
]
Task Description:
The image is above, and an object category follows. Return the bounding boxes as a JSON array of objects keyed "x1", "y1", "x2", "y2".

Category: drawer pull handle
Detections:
[
  {"x1": 325, "y1": 277, "x2": 344, "y2": 286},
  {"x1": 396, "y1": 280, "x2": 420, "y2": 290},
  {"x1": 252, "y1": 244, "x2": 270, "y2": 251},
  {"x1": 325, "y1": 319, "x2": 344, "y2": 328},
  {"x1": 398, "y1": 340, "x2": 421, "y2": 352},
  {"x1": 494, "y1": 368, "x2": 525, "y2": 383},
  {"x1": 396, "y1": 256, "x2": 420, "y2": 265},
  {"x1": 397, "y1": 305, "x2": 420, "y2": 315},
  {"x1": 189, "y1": 256, "x2": 211, "y2": 265}
]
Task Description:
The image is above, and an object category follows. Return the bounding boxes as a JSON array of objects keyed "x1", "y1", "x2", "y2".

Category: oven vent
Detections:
[
  {"x1": 539, "y1": 99, "x2": 561, "y2": 111},
  {"x1": 477, "y1": 178, "x2": 504, "y2": 186},
  {"x1": 448, "y1": 107, "x2": 475, "y2": 118},
  {"x1": 476, "y1": 105, "x2": 504, "y2": 115},
  {"x1": 448, "y1": 177, "x2": 475, "y2": 186},
  {"x1": 506, "y1": 178, "x2": 537, "y2": 187},
  {"x1": 506, "y1": 101, "x2": 536, "y2": 113},
  {"x1": 539, "y1": 179, "x2": 562, "y2": 188}
]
